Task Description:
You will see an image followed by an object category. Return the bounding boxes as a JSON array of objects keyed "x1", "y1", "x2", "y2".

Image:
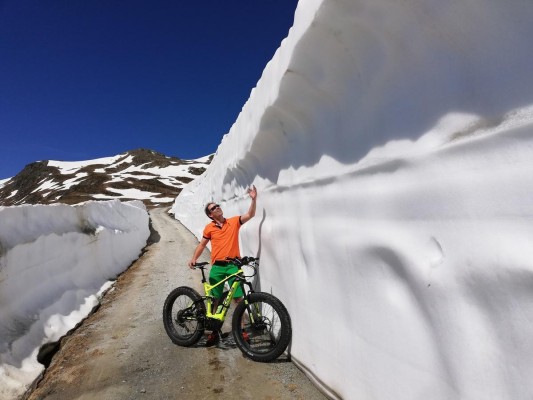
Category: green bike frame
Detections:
[
  {"x1": 203, "y1": 268, "x2": 244, "y2": 320},
  {"x1": 194, "y1": 258, "x2": 262, "y2": 329}
]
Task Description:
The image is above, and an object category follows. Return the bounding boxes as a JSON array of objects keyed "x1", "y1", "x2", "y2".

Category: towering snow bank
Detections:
[
  {"x1": 172, "y1": 0, "x2": 533, "y2": 399},
  {"x1": 0, "y1": 200, "x2": 149, "y2": 399}
]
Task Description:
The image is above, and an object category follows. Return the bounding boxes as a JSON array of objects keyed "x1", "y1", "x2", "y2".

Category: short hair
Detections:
[{"x1": 204, "y1": 202, "x2": 215, "y2": 219}]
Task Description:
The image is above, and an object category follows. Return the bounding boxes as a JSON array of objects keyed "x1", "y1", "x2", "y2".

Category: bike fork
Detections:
[{"x1": 244, "y1": 299, "x2": 261, "y2": 324}]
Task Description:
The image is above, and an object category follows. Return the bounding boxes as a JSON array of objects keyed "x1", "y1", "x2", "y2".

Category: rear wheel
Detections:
[
  {"x1": 163, "y1": 286, "x2": 205, "y2": 346},
  {"x1": 232, "y1": 292, "x2": 292, "y2": 362}
]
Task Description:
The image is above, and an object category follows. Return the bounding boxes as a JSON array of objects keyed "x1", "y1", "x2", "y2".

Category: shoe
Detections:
[
  {"x1": 205, "y1": 331, "x2": 220, "y2": 347},
  {"x1": 242, "y1": 331, "x2": 250, "y2": 344}
]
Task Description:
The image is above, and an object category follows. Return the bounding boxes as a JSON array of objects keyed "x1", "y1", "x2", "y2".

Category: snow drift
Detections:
[
  {"x1": 0, "y1": 200, "x2": 150, "y2": 399},
  {"x1": 172, "y1": 0, "x2": 533, "y2": 399}
]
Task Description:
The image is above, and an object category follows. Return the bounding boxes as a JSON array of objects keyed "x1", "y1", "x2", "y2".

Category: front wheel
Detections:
[
  {"x1": 163, "y1": 286, "x2": 205, "y2": 346},
  {"x1": 232, "y1": 292, "x2": 292, "y2": 362}
]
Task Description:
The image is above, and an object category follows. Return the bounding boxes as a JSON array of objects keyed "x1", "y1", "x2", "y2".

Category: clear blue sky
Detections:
[{"x1": 0, "y1": 1, "x2": 298, "y2": 179}]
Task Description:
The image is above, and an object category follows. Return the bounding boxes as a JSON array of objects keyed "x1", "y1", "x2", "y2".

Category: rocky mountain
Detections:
[{"x1": 0, "y1": 149, "x2": 211, "y2": 208}]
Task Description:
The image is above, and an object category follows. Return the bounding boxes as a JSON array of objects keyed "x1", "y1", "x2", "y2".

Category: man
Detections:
[{"x1": 188, "y1": 185, "x2": 257, "y2": 346}]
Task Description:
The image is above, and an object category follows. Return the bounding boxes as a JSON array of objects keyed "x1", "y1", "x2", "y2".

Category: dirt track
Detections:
[{"x1": 24, "y1": 207, "x2": 327, "y2": 400}]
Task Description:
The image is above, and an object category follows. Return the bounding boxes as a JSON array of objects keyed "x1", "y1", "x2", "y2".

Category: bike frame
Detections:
[
  {"x1": 196, "y1": 263, "x2": 254, "y2": 322},
  {"x1": 164, "y1": 255, "x2": 291, "y2": 362}
]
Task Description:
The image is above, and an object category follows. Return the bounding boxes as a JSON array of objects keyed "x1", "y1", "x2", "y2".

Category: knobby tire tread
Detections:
[
  {"x1": 232, "y1": 292, "x2": 292, "y2": 362},
  {"x1": 163, "y1": 286, "x2": 205, "y2": 346}
]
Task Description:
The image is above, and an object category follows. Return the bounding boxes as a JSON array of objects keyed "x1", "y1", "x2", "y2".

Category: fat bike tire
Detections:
[
  {"x1": 232, "y1": 292, "x2": 292, "y2": 362},
  {"x1": 163, "y1": 286, "x2": 205, "y2": 346}
]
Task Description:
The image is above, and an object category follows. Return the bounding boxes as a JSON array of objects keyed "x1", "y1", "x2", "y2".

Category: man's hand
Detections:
[
  {"x1": 248, "y1": 185, "x2": 257, "y2": 200},
  {"x1": 188, "y1": 259, "x2": 197, "y2": 269}
]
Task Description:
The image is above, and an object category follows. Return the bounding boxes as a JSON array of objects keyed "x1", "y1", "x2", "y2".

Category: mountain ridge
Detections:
[{"x1": 0, "y1": 149, "x2": 211, "y2": 208}]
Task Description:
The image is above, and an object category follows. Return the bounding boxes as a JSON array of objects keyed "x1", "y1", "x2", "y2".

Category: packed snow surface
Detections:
[
  {"x1": 0, "y1": 200, "x2": 150, "y2": 399},
  {"x1": 172, "y1": 0, "x2": 533, "y2": 399}
]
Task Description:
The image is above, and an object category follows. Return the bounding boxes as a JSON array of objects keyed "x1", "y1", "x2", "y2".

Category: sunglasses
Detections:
[{"x1": 208, "y1": 204, "x2": 220, "y2": 213}]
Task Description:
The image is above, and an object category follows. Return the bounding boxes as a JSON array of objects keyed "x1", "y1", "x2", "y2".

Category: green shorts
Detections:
[{"x1": 209, "y1": 263, "x2": 244, "y2": 299}]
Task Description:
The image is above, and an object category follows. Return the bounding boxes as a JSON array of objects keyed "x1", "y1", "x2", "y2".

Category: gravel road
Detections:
[{"x1": 24, "y1": 207, "x2": 327, "y2": 400}]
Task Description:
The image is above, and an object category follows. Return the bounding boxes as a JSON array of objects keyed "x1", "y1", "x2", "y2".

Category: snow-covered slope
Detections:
[
  {"x1": 172, "y1": 0, "x2": 533, "y2": 399},
  {"x1": 0, "y1": 200, "x2": 150, "y2": 399},
  {"x1": 0, "y1": 149, "x2": 211, "y2": 208}
]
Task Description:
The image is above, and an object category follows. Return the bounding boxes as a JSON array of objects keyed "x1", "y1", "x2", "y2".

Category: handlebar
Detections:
[
  {"x1": 191, "y1": 257, "x2": 259, "y2": 285},
  {"x1": 226, "y1": 256, "x2": 259, "y2": 266},
  {"x1": 192, "y1": 256, "x2": 259, "y2": 269}
]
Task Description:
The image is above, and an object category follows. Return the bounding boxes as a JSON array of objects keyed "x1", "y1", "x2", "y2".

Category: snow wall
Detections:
[
  {"x1": 0, "y1": 200, "x2": 150, "y2": 399},
  {"x1": 172, "y1": 0, "x2": 533, "y2": 399}
]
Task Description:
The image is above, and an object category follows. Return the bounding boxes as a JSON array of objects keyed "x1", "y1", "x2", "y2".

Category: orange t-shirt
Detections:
[{"x1": 203, "y1": 216, "x2": 242, "y2": 264}]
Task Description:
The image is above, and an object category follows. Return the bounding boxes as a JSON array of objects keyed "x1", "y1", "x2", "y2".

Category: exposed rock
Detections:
[{"x1": 0, "y1": 149, "x2": 211, "y2": 208}]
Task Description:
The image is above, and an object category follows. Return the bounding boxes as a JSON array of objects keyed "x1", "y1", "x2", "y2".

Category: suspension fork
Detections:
[{"x1": 242, "y1": 281, "x2": 261, "y2": 323}]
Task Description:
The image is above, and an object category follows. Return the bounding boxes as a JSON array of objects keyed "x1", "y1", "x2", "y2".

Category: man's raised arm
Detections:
[{"x1": 240, "y1": 185, "x2": 257, "y2": 225}]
